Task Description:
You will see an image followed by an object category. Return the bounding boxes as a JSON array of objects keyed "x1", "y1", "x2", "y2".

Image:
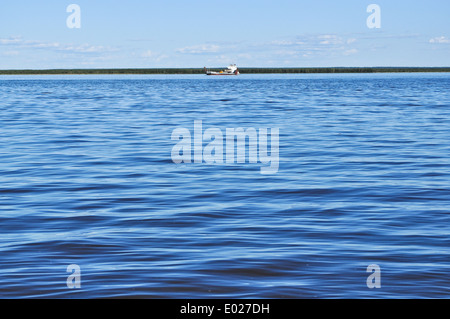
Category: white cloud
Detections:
[
  {"x1": 318, "y1": 34, "x2": 342, "y2": 45},
  {"x1": 138, "y1": 50, "x2": 168, "y2": 62},
  {"x1": 176, "y1": 44, "x2": 220, "y2": 54},
  {"x1": 31, "y1": 42, "x2": 61, "y2": 49},
  {"x1": 0, "y1": 36, "x2": 115, "y2": 54},
  {"x1": 274, "y1": 49, "x2": 298, "y2": 56},
  {"x1": 60, "y1": 44, "x2": 114, "y2": 53},
  {"x1": 343, "y1": 49, "x2": 358, "y2": 56},
  {"x1": 271, "y1": 40, "x2": 294, "y2": 46},
  {"x1": 429, "y1": 36, "x2": 450, "y2": 44},
  {"x1": 271, "y1": 39, "x2": 305, "y2": 46},
  {"x1": 141, "y1": 50, "x2": 154, "y2": 58},
  {"x1": 270, "y1": 34, "x2": 356, "y2": 49},
  {"x1": 266, "y1": 34, "x2": 359, "y2": 59},
  {"x1": 1, "y1": 51, "x2": 20, "y2": 56},
  {"x1": 0, "y1": 36, "x2": 23, "y2": 45}
]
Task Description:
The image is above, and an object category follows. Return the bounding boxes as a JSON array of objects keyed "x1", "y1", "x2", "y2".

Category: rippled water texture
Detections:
[{"x1": 0, "y1": 73, "x2": 449, "y2": 298}]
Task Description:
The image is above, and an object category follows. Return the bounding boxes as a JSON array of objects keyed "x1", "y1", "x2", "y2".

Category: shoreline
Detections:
[{"x1": 0, "y1": 67, "x2": 450, "y2": 75}]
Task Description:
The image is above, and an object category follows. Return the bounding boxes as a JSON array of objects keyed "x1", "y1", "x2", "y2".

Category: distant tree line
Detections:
[
  {"x1": 239, "y1": 67, "x2": 450, "y2": 74},
  {"x1": 0, "y1": 67, "x2": 449, "y2": 75}
]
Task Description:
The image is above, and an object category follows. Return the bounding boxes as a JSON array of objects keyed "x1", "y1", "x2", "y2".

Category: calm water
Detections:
[{"x1": 0, "y1": 73, "x2": 449, "y2": 298}]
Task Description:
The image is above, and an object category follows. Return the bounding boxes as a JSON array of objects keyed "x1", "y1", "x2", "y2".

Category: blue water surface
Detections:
[{"x1": 0, "y1": 73, "x2": 449, "y2": 298}]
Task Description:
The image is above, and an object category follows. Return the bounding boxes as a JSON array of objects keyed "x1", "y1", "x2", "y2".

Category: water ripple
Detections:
[{"x1": 0, "y1": 74, "x2": 449, "y2": 298}]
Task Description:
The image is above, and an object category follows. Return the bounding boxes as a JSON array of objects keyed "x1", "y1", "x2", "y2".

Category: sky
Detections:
[{"x1": 0, "y1": 0, "x2": 449, "y2": 69}]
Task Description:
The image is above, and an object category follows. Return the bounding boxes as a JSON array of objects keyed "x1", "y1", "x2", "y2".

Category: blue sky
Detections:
[{"x1": 0, "y1": 0, "x2": 449, "y2": 69}]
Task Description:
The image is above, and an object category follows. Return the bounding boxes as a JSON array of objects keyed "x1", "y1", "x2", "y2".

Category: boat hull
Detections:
[{"x1": 206, "y1": 72, "x2": 239, "y2": 76}]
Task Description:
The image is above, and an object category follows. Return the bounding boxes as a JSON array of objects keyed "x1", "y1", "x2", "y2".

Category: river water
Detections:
[{"x1": 0, "y1": 73, "x2": 449, "y2": 298}]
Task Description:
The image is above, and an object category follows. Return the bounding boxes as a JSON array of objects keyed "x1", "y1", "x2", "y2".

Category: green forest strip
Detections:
[{"x1": 0, "y1": 67, "x2": 449, "y2": 75}]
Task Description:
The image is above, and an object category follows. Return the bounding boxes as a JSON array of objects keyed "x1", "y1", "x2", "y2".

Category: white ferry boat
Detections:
[{"x1": 204, "y1": 64, "x2": 240, "y2": 76}]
